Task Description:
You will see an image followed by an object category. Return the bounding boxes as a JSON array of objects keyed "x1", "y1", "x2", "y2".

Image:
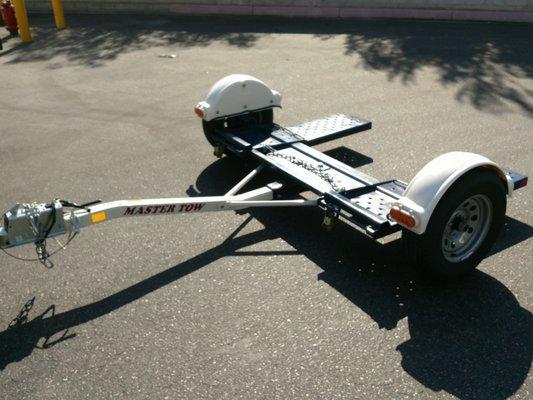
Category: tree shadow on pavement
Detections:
[
  {"x1": 340, "y1": 22, "x2": 533, "y2": 116},
  {"x1": 0, "y1": 15, "x2": 261, "y2": 67},
  {"x1": 1, "y1": 16, "x2": 531, "y2": 116},
  {"x1": 1, "y1": 156, "x2": 531, "y2": 399}
]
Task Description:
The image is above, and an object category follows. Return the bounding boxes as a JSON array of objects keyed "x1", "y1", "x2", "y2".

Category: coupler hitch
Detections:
[{"x1": 1, "y1": 201, "x2": 68, "y2": 249}]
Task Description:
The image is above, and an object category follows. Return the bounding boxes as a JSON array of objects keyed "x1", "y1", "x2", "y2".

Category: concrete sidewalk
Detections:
[
  {"x1": 0, "y1": 15, "x2": 532, "y2": 400},
  {"x1": 24, "y1": 0, "x2": 533, "y2": 22}
]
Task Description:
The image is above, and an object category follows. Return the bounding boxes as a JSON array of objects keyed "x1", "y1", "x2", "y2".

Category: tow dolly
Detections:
[{"x1": 0, "y1": 75, "x2": 528, "y2": 278}]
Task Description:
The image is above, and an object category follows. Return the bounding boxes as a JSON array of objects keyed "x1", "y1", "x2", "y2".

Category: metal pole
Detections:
[
  {"x1": 225, "y1": 165, "x2": 265, "y2": 196},
  {"x1": 51, "y1": 0, "x2": 66, "y2": 29},
  {"x1": 12, "y1": 0, "x2": 32, "y2": 43}
]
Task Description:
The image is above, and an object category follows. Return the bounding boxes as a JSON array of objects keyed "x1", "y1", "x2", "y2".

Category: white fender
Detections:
[
  {"x1": 390, "y1": 152, "x2": 512, "y2": 234},
  {"x1": 195, "y1": 74, "x2": 281, "y2": 121}
]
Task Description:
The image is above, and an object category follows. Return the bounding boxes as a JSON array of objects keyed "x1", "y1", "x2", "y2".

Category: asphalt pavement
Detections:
[{"x1": 0, "y1": 15, "x2": 531, "y2": 399}]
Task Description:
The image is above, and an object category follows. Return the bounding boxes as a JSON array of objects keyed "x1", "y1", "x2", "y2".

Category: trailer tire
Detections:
[
  {"x1": 202, "y1": 109, "x2": 274, "y2": 149},
  {"x1": 404, "y1": 168, "x2": 506, "y2": 280}
]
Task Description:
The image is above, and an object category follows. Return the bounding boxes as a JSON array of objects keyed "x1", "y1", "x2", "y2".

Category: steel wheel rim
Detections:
[{"x1": 442, "y1": 194, "x2": 493, "y2": 262}]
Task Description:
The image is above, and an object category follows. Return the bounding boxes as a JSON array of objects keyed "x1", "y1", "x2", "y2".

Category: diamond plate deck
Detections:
[
  {"x1": 214, "y1": 114, "x2": 371, "y2": 153},
  {"x1": 279, "y1": 114, "x2": 371, "y2": 145}
]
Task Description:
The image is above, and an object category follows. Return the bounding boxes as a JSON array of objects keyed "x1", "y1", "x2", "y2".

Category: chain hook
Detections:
[{"x1": 35, "y1": 241, "x2": 54, "y2": 269}]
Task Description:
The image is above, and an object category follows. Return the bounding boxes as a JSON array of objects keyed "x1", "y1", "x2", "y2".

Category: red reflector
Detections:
[
  {"x1": 194, "y1": 106, "x2": 204, "y2": 118},
  {"x1": 515, "y1": 177, "x2": 528, "y2": 190},
  {"x1": 389, "y1": 207, "x2": 416, "y2": 228}
]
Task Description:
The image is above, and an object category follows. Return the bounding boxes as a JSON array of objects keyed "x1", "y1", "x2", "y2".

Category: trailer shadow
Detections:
[
  {"x1": 489, "y1": 216, "x2": 533, "y2": 257},
  {"x1": 190, "y1": 156, "x2": 533, "y2": 399},
  {"x1": 323, "y1": 146, "x2": 373, "y2": 168},
  {"x1": 1, "y1": 157, "x2": 531, "y2": 399}
]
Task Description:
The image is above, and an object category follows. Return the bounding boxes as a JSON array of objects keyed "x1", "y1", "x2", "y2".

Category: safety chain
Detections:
[
  {"x1": 271, "y1": 123, "x2": 305, "y2": 142},
  {"x1": 35, "y1": 242, "x2": 53, "y2": 268},
  {"x1": 26, "y1": 203, "x2": 55, "y2": 268},
  {"x1": 262, "y1": 125, "x2": 344, "y2": 192},
  {"x1": 264, "y1": 147, "x2": 345, "y2": 193}
]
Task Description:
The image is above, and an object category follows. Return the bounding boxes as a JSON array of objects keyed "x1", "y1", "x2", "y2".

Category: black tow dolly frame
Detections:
[{"x1": 208, "y1": 113, "x2": 411, "y2": 239}]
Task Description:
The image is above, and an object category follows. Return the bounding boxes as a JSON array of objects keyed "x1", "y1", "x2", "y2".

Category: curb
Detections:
[{"x1": 168, "y1": 4, "x2": 533, "y2": 23}]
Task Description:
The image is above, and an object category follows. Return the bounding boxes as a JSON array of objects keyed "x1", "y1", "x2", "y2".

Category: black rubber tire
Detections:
[
  {"x1": 202, "y1": 109, "x2": 274, "y2": 149},
  {"x1": 403, "y1": 168, "x2": 506, "y2": 280}
]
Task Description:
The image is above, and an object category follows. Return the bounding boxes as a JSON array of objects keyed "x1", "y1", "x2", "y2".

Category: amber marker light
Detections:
[{"x1": 389, "y1": 207, "x2": 416, "y2": 228}]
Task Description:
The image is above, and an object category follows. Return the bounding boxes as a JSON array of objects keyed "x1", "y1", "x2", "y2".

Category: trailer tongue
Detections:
[{"x1": 0, "y1": 74, "x2": 527, "y2": 279}]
